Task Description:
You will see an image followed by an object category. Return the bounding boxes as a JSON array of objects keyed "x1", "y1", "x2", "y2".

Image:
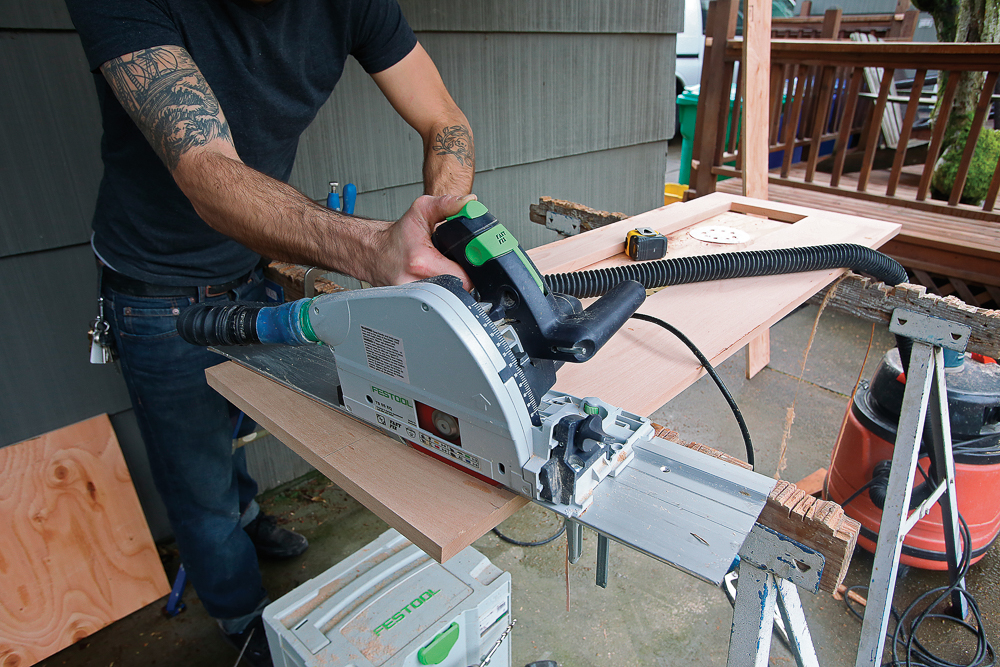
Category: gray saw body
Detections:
[{"x1": 219, "y1": 279, "x2": 776, "y2": 585}]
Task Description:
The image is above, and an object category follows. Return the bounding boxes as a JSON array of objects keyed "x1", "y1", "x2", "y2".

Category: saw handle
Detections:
[{"x1": 433, "y1": 202, "x2": 645, "y2": 363}]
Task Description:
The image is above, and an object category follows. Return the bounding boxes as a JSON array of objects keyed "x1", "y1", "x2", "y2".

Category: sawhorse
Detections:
[
  {"x1": 566, "y1": 520, "x2": 828, "y2": 667},
  {"x1": 854, "y1": 309, "x2": 971, "y2": 666}
]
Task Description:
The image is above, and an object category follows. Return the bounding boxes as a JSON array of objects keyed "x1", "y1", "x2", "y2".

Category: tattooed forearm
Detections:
[
  {"x1": 432, "y1": 125, "x2": 474, "y2": 167},
  {"x1": 101, "y1": 46, "x2": 232, "y2": 170}
]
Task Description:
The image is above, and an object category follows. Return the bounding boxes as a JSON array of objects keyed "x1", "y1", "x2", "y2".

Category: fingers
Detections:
[
  {"x1": 382, "y1": 193, "x2": 477, "y2": 290},
  {"x1": 411, "y1": 193, "x2": 478, "y2": 233}
]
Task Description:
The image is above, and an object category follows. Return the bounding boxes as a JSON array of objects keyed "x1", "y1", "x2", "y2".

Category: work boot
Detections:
[
  {"x1": 244, "y1": 513, "x2": 308, "y2": 559},
  {"x1": 220, "y1": 615, "x2": 273, "y2": 667}
]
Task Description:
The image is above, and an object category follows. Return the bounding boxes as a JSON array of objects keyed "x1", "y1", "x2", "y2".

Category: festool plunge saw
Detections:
[{"x1": 178, "y1": 201, "x2": 907, "y2": 584}]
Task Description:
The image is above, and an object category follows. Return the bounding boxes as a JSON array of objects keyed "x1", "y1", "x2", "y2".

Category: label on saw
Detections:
[
  {"x1": 418, "y1": 432, "x2": 485, "y2": 471},
  {"x1": 361, "y1": 325, "x2": 410, "y2": 383},
  {"x1": 368, "y1": 383, "x2": 418, "y2": 432}
]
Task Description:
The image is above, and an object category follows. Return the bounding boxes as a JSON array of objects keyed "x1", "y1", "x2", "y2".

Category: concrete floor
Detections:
[{"x1": 37, "y1": 303, "x2": 999, "y2": 667}]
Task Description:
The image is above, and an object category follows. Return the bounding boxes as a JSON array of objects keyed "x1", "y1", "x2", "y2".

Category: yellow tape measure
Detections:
[{"x1": 625, "y1": 227, "x2": 667, "y2": 261}]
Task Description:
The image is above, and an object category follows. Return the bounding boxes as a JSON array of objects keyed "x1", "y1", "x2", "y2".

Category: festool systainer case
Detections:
[{"x1": 263, "y1": 529, "x2": 512, "y2": 667}]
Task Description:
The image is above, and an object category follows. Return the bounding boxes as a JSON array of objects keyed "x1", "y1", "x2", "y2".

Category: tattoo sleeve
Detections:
[
  {"x1": 432, "y1": 125, "x2": 474, "y2": 167},
  {"x1": 101, "y1": 46, "x2": 233, "y2": 170}
]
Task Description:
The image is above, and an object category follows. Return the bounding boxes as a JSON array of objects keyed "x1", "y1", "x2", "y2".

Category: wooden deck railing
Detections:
[
  {"x1": 690, "y1": 3, "x2": 1000, "y2": 223},
  {"x1": 771, "y1": 9, "x2": 918, "y2": 41}
]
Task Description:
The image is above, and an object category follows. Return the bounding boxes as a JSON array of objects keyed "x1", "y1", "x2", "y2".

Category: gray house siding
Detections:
[{"x1": 0, "y1": 0, "x2": 678, "y2": 540}]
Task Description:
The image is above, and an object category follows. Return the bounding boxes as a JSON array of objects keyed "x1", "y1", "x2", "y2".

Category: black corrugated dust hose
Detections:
[
  {"x1": 545, "y1": 242, "x2": 913, "y2": 373},
  {"x1": 543, "y1": 243, "x2": 908, "y2": 297},
  {"x1": 543, "y1": 243, "x2": 910, "y2": 472}
]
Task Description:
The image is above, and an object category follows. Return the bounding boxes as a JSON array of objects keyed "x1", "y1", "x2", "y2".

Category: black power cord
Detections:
[
  {"x1": 630, "y1": 312, "x2": 755, "y2": 469},
  {"x1": 492, "y1": 523, "x2": 566, "y2": 547},
  {"x1": 841, "y1": 465, "x2": 995, "y2": 667}
]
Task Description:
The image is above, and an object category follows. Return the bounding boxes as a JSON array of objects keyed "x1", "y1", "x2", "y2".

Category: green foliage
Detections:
[{"x1": 931, "y1": 127, "x2": 1000, "y2": 205}]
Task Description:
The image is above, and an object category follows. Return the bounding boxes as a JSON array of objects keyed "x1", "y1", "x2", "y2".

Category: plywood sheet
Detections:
[
  {"x1": 0, "y1": 415, "x2": 169, "y2": 666},
  {"x1": 205, "y1": 362, "x2": 528, "y2": 563},
  {"x1": 528, "y1": 192, "x2": 901, "y2": 417}
]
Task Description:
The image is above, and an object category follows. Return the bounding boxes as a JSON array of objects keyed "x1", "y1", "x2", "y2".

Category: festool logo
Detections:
[
  {"x1": 373, "y1": 589, "x2": 441, "y2": 636},
  {"x1": 371, "y1": 386, "x2": 412, "y2": 407}
]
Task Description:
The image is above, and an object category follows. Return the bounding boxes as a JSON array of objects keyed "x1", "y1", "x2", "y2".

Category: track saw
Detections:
[{"x1": 179, "y1": 201, "x2": 776, "y2": 585}]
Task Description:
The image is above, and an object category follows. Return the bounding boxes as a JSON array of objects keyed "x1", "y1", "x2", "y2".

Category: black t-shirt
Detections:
[{"x1": 66, "y1": 0, "x2": 417, "y2": 285}]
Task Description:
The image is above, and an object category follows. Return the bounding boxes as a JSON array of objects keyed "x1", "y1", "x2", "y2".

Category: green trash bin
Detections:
[{"x1": 676, "y1": 85, "x2": 735, "y2": 186}]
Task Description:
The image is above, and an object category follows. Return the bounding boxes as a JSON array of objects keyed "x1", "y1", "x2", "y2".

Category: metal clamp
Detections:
[
  {"x1": 304, "y1": 267, "x2": 325, "y2": 298},
  {"x1": 738, "y1": 524, "x2": 825, "y2": 594},
  {"x1": 545, "y1": 211, "x2": 581, "y2": 237},
  {"x1": 888, "y1": 308, "x2": 971, "y2": 352}
]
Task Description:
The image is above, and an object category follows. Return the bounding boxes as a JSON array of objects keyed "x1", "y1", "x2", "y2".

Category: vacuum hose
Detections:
[
  {"x1": 178, "y1": 244, "x2": 910, "y2": 350},
  {"x1": 543, "y1": 243, "x2": 908, "y2": 298},
  {"x1": 177, "y1": 298, "x2": 317, "y2": 347},
  {"x1": 544, "y1": 242, "x2": 914, "y2": 376}
]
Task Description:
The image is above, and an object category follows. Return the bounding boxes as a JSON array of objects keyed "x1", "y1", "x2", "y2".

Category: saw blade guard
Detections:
[{"x1": 306, "y1": 278, "x2": 546, "y2": 496}]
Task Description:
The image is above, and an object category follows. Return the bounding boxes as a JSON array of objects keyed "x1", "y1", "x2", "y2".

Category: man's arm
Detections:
[
  {"x1": 99, "y1": 45, "x2": 471, "y2": 288},
  {"x1": 371, "y1": 43, "x2": 475, "y2": 196}
]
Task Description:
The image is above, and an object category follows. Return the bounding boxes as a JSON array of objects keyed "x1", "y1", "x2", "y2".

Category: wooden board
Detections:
[
  {"x1": 528, "y1": 192, "x2": 901, "y2": 417},
  {"x1": 205, "y1": 362, "x2": 528, "y2": 563},
  {"x1": 0, "y1": 415, "x2": 169, "y2": 666},
  {"x1": 741, "y1": 0, "x2": 772, "y2": 200},
  {"x1": 209, "y1": 362, "x2": 859, "y2": 592}
]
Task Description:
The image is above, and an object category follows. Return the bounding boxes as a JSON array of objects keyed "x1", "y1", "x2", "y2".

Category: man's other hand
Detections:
[{"x1": 370, "y1": 194, "x2": 477, "y2": 289}]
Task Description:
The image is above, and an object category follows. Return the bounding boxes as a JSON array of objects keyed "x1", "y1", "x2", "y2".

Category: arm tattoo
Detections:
[
  {"x1": 101, "y1": 47, "x2": 232, "y2": 170},
  {"x1": 432, "y1": 125, "x2": 474, "y2": 167}
]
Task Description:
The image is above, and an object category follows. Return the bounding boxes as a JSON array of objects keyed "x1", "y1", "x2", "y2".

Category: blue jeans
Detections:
[{"x1": 103, "y1": 270, "x2": 267, "y2": 630}]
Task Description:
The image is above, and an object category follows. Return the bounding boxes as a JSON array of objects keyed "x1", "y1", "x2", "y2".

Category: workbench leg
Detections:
[
  {"x1": 746, "y1": 329, "x2": 771, "y2": 379},
  {"x1": 776, "y1": 578, "x2": 820, "y2": 667},
  {"x1": 728, "y1": 559, "x2": 778, "y2": 667}
]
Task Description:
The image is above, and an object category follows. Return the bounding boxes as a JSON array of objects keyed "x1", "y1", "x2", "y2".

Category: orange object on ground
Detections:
[{"x1": 827, "y1": 349, "x2": 1000, "y2": 570}]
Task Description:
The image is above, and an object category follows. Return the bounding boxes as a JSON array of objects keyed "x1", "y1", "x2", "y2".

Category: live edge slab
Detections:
[{"x1": 207, "y1": 193, "x2": 895, "y2": 591}]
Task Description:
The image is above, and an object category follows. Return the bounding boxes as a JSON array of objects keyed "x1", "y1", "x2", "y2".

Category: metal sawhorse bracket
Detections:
[
  {"x1": 565, "y1": 520, "x2": 825, "y2": 667},
  {"x1": 729, "y1": 524, "x2": 823, "y2": 667},
  {"x1": 854, "y1": 309, "x2": 972, "y2": 667}
]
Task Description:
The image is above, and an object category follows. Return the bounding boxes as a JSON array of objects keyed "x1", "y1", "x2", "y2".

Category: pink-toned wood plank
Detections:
[
  {"x1": 528, "y1": 195, "x2": 733, "y2": 275},
  {"x1": 206, "y1": 363, "x2": 527, "y2": 563},
  {"x1": 0, "y1": 415, "x2": 169, "y2": 666},
  {"x1": 528, "y1": 193, "x2": 900, "y2": 417},
  {"x1": 746, "y1": 328, "x2": 772, "y2": 378},
  {"x1": 742, "y1": 0, "x2": 772, "y2": 200}
]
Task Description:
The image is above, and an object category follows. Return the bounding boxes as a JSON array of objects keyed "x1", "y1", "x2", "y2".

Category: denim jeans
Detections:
[{"x1": 103, "y1": 269, "x2": 268, "y2": 630}]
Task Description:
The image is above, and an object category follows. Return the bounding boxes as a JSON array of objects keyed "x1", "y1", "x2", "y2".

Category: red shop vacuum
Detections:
[{"x1": 827, "y1": 348, "x2": 1000, "y2": 570}]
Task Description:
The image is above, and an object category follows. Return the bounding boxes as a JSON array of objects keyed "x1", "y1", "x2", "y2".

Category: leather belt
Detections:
[{"x1": 101, "y1": 267, "x2": 255, "y2": 299}]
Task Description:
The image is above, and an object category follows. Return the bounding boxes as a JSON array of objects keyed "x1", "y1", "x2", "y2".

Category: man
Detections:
[{"x1": 64, "y1": 0, "x2": 475, "y2": 664}]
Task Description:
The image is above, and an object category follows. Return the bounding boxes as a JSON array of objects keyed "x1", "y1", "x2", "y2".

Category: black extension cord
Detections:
[
  {"x1": 841, "y1": 465, "x2": 995, "y2": 667},
  {"x1": 492, "y1": 523, "x2": 566, "y2": 548},
  {"x1": 630, "y1": 312, "x2": 756, "y2": 469}
]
